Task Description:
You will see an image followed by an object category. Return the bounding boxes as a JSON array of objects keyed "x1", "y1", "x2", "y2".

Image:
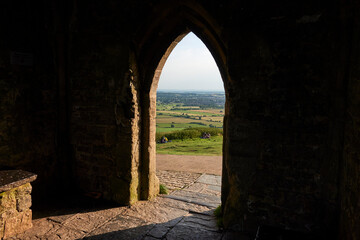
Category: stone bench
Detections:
[{"x1": 0, "y1": 170, "x2": 37, "y2": 239}]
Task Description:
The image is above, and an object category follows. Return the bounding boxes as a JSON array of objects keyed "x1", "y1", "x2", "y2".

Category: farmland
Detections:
[
  {"x1": 156, "y1": 136, "x2": 223, "y2": 155},
  {"x1": 156, "y1": 91, "x2": 225, "y2": 156},
  {"x1": 156, "y1": 91, "x2": 225, "y2": 133}
]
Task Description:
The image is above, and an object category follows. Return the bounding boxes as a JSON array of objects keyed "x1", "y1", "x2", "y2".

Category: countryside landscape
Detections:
[{"x1": 156, "y1": 91, "x2": 225, "y2": 156}]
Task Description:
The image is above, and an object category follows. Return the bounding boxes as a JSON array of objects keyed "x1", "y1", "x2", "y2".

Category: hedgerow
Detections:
[{"x1": 156, "y1": 127, "x2": 222, "y2": 141}]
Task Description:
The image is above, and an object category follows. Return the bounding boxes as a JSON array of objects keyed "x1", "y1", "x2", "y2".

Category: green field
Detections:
[
  {"x1": 156, "y1": 102, "x2": 224, "y2": 155},
  {"x1": 156, "y1": 104, "x2": 224, "y2": 133},
  {"x1": 156, "y1": 136, "x2": 223, "y2": 156}
]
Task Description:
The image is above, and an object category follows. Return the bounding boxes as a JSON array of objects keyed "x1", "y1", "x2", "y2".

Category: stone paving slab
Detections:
[
  {"x1": 159, "y1": 196, "x2": 213, "y2": 214},
  {"x1": 185, "y1": 182, "x2": 221, "y2": 196},
  {"x1": 83, "y1": 215, "x2": 153, "y2": 240},
  {"x1": 143, "y1": 236, "x2": 159, "y2": 240},
  {"x1": 168, "y1": 189, "x2": 221, "y2": 208},
  {"x1": 47, "y1": 212, "x2": 77, "y2": 224},
  {"x1": 164, "y1": 195, "x2": 219, "y2": 208},
  {"x1": 196, "y1": 174, "x2": 222, "y2": 186},
  {"x1": 208, "y1": 184, "x2": 222, "y2": 192},
  {"x1": 14, "y1": 218, "x2": 58, "y2": 239},
  {"x1": 121, "y1": 198, "x2": 188, "y2": 224},
  {"x1": 62, "y1": 208, "x2": 122, "y2": 233},
  {"x1": 166, "y1": 224, "x2": 223, "y2": 240},
  {"x1": 15, "y1": 172, "x2": 227, "y2": 240},
  {"x1": 156, "y1": 170, "x2": 201, "y2": 191},
  {"x1": 146, "y1": 223, "x2": 174, "y2": 238},
  {"x1": 180, "y1": 212, "x2": 218, "y2": 231},
  {"x1": 44, "y1": 223, "x2": 86, "y2": 240}
]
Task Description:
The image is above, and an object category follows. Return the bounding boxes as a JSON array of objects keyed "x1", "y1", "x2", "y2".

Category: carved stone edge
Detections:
[{"x1": 0, "y1": 170, "x2": 37, "y2": 193}]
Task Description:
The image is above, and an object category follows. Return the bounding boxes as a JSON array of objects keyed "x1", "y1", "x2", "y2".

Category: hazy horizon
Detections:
[
  {"x1": 157, "y1": 32, "x2": 224, "y2": 92},
  {"x1": 157, "y1": 89, "x2": 224, "y2": 93}
]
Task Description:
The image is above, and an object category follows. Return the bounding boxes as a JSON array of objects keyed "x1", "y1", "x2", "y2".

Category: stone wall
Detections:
[
  {"x1": 134, "y1": 1, "x2": 342, "y2": 236},
  {"x1": 0, "y1": 0, "x2": 359, "y2": 238},
  {"x1": 220, "y1": 2, "x2": 341, "y2": 234},
  {"x1": 340, "y1": 1, "x2": 360, "y2": 239},
  {"x1": 68, "y1": 1, "x2": 145, "y2": 204},
  {"x1": 0, "y1": 183, "x2": 33, "y2": 239},
  {"x1": 0, "y1": 1, "x2": 60, "y2": 201}
]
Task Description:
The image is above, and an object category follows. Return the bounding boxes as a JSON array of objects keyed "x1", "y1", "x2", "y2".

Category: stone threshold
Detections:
[{"x1": 161, "y1": 194, "x2": 219, "y2": 208}]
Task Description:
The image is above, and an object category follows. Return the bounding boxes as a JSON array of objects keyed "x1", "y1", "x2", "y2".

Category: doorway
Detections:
[{"x1": 154, "y1": 32, "x2": 224, "y2": 197}]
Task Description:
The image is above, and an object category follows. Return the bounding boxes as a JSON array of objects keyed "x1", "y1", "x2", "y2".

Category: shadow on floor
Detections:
[
  {"x1": 78, "y1": 211, "x2": 225, "y2": 240},
  {"x1": 32, "y1": 193, "x2": 120, "y2": 220}
]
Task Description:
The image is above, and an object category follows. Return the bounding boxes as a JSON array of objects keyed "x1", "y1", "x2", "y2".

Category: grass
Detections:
[
  {"x1": 156, "y1": 106, "x2": 224, "y2": 132},
  {"x1": 193, "y1": 109, "x2": 224, "y2": 114},
  {"x1": 156, "y1": 136, "x2": 223, "y2": 156},
  {"x1": 156, "y1": 127, "x2": 223, "y2": 140},
  {"x1": 214, "y1": 205, "x2": 223, "y2": 228},
  {"x1": 156, "y1": 105, "x2": 224, "y2": 155},
  {"x1": 156, "y1": 120, "x2": 222, "y2": 133},
  {"x1": 157, "y1": 127, "x2": 186, "y2": 133},
  {"x1": 159, "y1": 184, "x2": 169, "y2": 194},
  {"x1": 157, "y1": 122, "x2": 199, "y2": 128},
  {"x1": 156, "y1": 117, "x2": 205, "y2": 124},
  {"x1": 158, "y1": 110, "x2": 222, "y2": 117},
  {"x1": 169, "y1": 110, "x2": 221, "y2": 116},
  {"x1": 156, "y1": 123, "x2": 211, "y2": 133}
]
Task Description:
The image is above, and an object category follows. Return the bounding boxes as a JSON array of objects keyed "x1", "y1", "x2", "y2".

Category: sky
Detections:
[{"x1": 157, "y1": 32, "x2": 224, "y2": 92}]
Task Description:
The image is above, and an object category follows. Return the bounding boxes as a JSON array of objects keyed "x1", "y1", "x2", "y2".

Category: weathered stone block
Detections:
[
  {"x1": 0, "y1": 191, "x2": 16, "y2": 212},
  {"x1": 2, "y1": 209, "x2": 32, "y2": 239},
  {"x1": 0, "y1": 171, "x2": 36, "y2": 239},
  {"x1": 16, "y1": 182, "x2": 32, "y2": 196},
  {"x1": 0, "y1": 185, "x2": 34, "y2": 239},
  {"x1": 16, "y1": 194, "x2": 32, "y2": 212}
]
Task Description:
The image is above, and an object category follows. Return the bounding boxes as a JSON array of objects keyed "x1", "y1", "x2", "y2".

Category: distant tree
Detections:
[{"x1": 199, "y1": 116, "x2": 202, "y2": 120}]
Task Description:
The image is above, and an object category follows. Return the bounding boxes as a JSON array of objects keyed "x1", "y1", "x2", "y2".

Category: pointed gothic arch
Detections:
[{"x1": 135, "y1": 3, "x2": 232, "y2": 210}]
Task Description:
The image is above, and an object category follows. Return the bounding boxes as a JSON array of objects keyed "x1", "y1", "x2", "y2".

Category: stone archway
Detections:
[
  {"x1": 135, "y1": 2, "x2": 232, "y2": 217},
  {"x1": 0, "y1": 0, "x2": 345, "y2": 236}
]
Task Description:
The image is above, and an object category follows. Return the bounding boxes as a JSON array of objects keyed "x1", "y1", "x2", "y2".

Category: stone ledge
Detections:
[
  {"x1": 0, "y1": 173, "x2": 36, "y2": 239},
  {"x1": 0, "y1": 170, "x2": 37, "y2": 192}
]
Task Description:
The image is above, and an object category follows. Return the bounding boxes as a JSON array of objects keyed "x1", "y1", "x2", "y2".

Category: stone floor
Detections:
[
  {"x1": 12, "y1": 171, "x2": 252, "y2": 240},
  {"x1": 156, "y1": 170, "x2": 202, "y2": 191}
]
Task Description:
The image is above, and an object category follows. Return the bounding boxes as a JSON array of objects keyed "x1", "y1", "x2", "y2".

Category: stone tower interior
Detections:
[{"x1": 1, "y1": 0, "x2": 360, "y2": 239}]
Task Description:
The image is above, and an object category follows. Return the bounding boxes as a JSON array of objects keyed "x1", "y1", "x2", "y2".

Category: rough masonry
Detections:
[
  {"x1": 0, "y1": 1, "x2": 359, "y2": 239},
  {"x1": 0, "y1": 170, "x2": 37, "y2": 238}
]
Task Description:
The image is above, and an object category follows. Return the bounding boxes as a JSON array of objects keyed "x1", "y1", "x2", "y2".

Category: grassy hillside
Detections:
[
  {"x1": 156, "y1": 127, "x2": 223, "y2": 156},
  {"x1": 155, "y1": 93, "x2": 224, "y2": 155},
  {"x1": 156, "y1": 103, "x2": 224, "y2": 133},
  {"x1": 156, "y1": 136, "x2": 223, "y2": 156}
]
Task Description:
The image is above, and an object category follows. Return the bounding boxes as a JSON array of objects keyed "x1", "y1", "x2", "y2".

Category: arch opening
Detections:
[
  {"x1": 155, "y1": 32, "x2": 225, "y2": 193},
  {"x1": 139, "y1": 25, "x2": 230, "y2": 206}
]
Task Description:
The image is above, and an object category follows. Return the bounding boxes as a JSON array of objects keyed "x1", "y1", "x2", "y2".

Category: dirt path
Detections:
[{"x1": 156, "y1": 154, "x2": 222, "y2": 176}]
